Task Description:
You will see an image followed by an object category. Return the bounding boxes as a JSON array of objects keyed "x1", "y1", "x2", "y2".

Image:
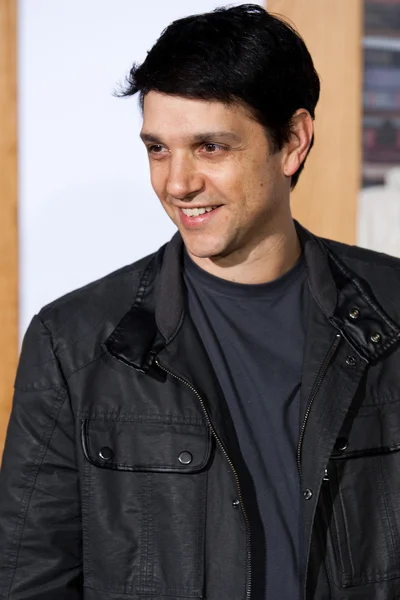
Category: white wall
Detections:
[{"x1": 18, "y1": 0, "x2": 264, "y2": 337}]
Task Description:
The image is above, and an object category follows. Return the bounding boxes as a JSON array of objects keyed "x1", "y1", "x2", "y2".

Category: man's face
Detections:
[{"x1": 141, "y1": 91, "x2": 290, "y2": 263}]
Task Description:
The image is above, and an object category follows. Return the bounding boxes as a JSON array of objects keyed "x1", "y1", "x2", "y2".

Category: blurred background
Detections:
[{"x1": 0, "y1": 0, "x2": 399, "y2": 454}]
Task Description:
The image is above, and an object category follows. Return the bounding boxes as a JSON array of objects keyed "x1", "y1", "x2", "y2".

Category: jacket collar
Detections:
[
  {"x1": 104, "y1": 222, "x2": 400, "y2": 371},
  {"x1": 103, "y1": 232, "x2": 184, "y2": 372}
]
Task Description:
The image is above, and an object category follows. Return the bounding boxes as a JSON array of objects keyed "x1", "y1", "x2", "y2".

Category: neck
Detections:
[{"x1": 187, "y1": 218, "x2": 301, "y2": 285}]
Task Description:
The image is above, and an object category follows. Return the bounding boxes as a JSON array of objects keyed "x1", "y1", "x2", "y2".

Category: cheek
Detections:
[
  {"x1": 149, "y1": 164, "x2": 167, "y2": 197},
  {"x1": 247, "y1": 157, "x2": 279, "y2": 195},
  {"x1": 221, "y1": 154, "x2": 265, "y2": 194},
  {"x1": 208, "y1": 164, "x2": 244, "y2": 197}
]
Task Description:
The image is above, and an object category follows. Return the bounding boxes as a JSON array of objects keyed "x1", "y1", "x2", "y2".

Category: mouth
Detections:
[
  {"x1": 180, "y1": 205, "x2": 220, "y2": 217},
  {"x1": 178, "y1": 205, "x2": 222, "y2": 228}
]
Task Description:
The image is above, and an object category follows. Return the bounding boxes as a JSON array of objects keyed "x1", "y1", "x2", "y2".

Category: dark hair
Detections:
[{"x1": 119, "y1": 3, "x2": 320, "y2": 188}]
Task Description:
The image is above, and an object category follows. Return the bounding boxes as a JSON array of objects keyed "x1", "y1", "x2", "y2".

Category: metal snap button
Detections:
[
  {"x1": 232, "y1": 499, "x2": 240, "y2": 508},
  {"x1": 178, "y1": 451, "x2": 193, "y2": 465},
  {"x1": 349, "y1": 308, "x2": 360, "y2": 320},
  {"x1": 345, "y1": 355, "x2": 357, "y2": 367},
  {"x1": 99, "y1": 446, "x2": 114, "y2": 461},
  {"x1": 303, "y1": 489, "x2": 313, "y2": 500},
  {"x1": 335, "y1": 437, "x2": 348, "y2": 451},
  {"x1": 370, "y1": 332, "x2": 381, "y2": 344}
]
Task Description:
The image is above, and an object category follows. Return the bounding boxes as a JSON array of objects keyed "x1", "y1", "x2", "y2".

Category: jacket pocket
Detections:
[
  {"x1": 80, "y1": 417, "x2": 213, "y2": 597},
  {"x1": 324, "y1": 403, "x2": 400, "y2": 588}
]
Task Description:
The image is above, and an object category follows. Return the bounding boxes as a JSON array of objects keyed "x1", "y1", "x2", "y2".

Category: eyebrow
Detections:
[{"x1": 139, "y1": 131, "x2": 242, "y2": 144}]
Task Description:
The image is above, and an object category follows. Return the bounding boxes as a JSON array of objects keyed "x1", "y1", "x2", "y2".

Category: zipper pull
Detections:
[{"x1": 322, "y1": 468, "x2": 329, "y2": 482}]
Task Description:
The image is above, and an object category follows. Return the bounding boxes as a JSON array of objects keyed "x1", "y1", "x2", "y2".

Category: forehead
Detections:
[{"x1": 141, "y1": 91, "x2": 255, "y2": 138}]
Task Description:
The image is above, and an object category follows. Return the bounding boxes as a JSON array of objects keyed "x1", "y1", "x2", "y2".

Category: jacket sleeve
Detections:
[{"x1": 0, "y1": 315, "x2": 83, "y2": 600}]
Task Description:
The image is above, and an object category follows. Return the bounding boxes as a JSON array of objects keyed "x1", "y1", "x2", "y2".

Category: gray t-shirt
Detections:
[{"x1": 184, "y1": 250, "x2": 308, "y2": 600}]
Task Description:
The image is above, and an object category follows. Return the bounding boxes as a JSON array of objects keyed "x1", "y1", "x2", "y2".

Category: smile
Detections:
[{"x1": 181, "y1": 206, "x2": 219, "y2": 217}]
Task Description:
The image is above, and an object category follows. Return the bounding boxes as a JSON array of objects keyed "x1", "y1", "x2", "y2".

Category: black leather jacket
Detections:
[{"x1": 1, "y1": 223, "x2": 400, "y2": 600}]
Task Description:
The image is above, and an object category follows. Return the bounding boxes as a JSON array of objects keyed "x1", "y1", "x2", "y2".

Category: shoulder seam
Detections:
[{"x1": 332, "y1": 244, "x2": 400, "y2": 272}]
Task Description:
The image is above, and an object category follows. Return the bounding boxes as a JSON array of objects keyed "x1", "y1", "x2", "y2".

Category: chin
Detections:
[{"x1": 183, "y1": 236, "x2": 228, "y2": 261}]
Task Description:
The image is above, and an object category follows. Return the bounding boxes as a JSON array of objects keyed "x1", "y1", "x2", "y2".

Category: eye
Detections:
[
  {"x1": 147, "y1": 144, "x2": 165, "y2": 154},
  {"x1": 202, "y1": 143, "x2": 225, "y2": 153}
]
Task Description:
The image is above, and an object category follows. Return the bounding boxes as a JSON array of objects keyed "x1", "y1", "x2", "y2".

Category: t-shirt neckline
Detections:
[{"x1": 183, "y1": 247, "x2": 306, "y2": 299}]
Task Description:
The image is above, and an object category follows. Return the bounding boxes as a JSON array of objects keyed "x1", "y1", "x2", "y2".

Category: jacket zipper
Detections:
[
  {"x1": 155, "y1": 357, "x2": 252, "y2": 600},
  {"x1": 297, "y1": 333, "x2": 342, "y2": 476}
]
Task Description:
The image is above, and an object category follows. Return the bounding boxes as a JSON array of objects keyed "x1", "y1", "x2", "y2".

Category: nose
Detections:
[{"x1": 166, "y1": 153, "x2": 204, "y2": 200}]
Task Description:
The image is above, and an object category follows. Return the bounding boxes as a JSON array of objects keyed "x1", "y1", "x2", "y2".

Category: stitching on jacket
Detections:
[
  {"x1": 3, "y1": 385, "x2": 69, "y2": 598},
  {"x1": 14, "y1": 381, "x2": 66, "y2": 393},
  {"x1": 132, "y1": 262, "x2": 153, "y2": 312},
  {"x1": 84, "y1": 582, "x2": 203, "y2": 596},
  {"x1": 337, "y1": 470, "x2": 356, "y2": 577},
  {"x1": 64, "y1": 350, "x2": 106, "y2": 382},
  {"x1": 77, "y1": 411, "x2": 206, "y2": 426},
  {"x1": 146, "y1": 474, "x2": 155, "y2": 586},
  {"x1": 165, "y1": 308, "x2": 185, "y2": 345},
  {"x1": 370, "y1": 393, "x2": 400, "y2": 407},
  {"x1": 195, "y1": 472, "x2": 208, "y2": 590},
  {"x1": 377, "y1": 454, "x2": 398, "y2": 569},
  {"x1": 81, "y1": 460, "x2": 93, "y2": 587},
  {"x1": 14, "y1": 315, "x2": 65, "y2": 392},
  {"x1": 139, "y1": 474, "x2": 151, "y2": 589}
]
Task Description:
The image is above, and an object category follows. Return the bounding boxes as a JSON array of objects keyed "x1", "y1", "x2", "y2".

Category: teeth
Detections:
[{"x1": 182, "y1": 206, "x2": 218, "y2": 217}]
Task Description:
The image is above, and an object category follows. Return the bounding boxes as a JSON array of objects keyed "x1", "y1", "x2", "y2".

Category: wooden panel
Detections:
[
  {"x1": 0, "y1": 0, "x2": 18, "y2": 458},
  {"x1": 268, "y1": 0, "x2": 362, "y2": 244}
]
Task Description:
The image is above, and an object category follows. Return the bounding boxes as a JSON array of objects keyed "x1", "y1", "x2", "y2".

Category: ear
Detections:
[{"x1": 282, "y1": 109, "x2": 314, "y2": 178}]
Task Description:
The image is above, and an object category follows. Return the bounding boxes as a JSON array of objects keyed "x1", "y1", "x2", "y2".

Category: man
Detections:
[{"x1": 1, "y1": 4, "x2": 400, "y2": 600}]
